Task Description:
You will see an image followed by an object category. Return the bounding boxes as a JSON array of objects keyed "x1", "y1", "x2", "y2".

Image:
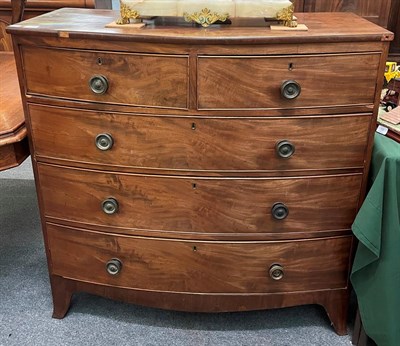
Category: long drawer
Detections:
[
  {"x1": 21, "y1": 46, "x2": 189, "y2": 109},
  {"x1": 29, "y1": 104, "x2": 371, "y2": 172},
  {"x1": 38, "y1": 163, "x2": 362, "y2": 234},
  {"x1": 47, "y1": 223, "x2": 352, "y2": 293},
  {"x1": 198, "y1": 53, "x2": 380, "y2": 109}
]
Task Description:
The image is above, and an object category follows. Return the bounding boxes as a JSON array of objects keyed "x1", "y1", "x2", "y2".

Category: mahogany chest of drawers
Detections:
[{"x1": 8, "y1": 9, "x2": 393, "y2": 335}]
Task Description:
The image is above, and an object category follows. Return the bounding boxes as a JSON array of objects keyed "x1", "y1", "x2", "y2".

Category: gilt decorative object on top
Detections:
[
  {"x1": 183, "y1": 8, "x2": 230, "y2": 27},
  {"x1": 116, "y1": 0, "x2": 297, "y2": 27},
  {"x1": 116, "y1": 1, "x2": 140, "y2": 24},
  {"x1": 276, "y1": 2, "x2": 296, "y2": 27}
]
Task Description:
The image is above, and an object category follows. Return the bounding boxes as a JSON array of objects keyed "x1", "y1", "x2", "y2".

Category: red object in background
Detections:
[{"x1": 381, "y1": 78, "x2": 400, "y2": 112}]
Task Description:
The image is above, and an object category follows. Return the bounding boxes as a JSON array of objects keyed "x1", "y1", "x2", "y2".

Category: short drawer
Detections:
[
  {"x1": 198, "y1": 53, "x2": 380, "y2": 109},
  {"x1": 30, "y1": 104, "x2": 370, "y2": 172},
  {"x1": 47, "y1": 224, "x2": 352, "y2": 293},
  {"x1": 22, "y1": 46, "x2": 189, "y2": 109},
  {"x1": 38, "y1": 164, "x2": 362, "y2": 235}
]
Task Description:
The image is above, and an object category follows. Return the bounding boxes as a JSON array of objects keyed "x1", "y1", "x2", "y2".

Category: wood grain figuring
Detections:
[
  {"x1": 29, "y1": 105, "x2": 371, "y2": 172},
  {"x1": 198, "y1": 54, "x2": 380, "y2": 109},
  {"x1": 8, "y1": 10, "x2": 392, "y2": 334},
  {"x1": 38, "y1": 163, "x2": 363, "y2": 235},
  {"x1": 47, "y1": 224, "x2": 352, "y2": 294},
  {"x1": 22, "y1": 46, "x2": 189, "y2": 109}
]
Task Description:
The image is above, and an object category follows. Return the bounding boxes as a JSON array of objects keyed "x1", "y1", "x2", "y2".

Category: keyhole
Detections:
[
  {"x1": 191, "y1": 123, "x2": 196, "y2": 130},
  {"x1": 193, "y1": 246, "x2": 197, "y2": 252},
  {"x1": 288, "y1": 63, "x2": 294, "y2": 71},
  {"x1": 97, "y1": 57, "x2": 103, "y2": 65},
  {"x1": 192, "y1": 183, "x2": 197, "y2": 189}
]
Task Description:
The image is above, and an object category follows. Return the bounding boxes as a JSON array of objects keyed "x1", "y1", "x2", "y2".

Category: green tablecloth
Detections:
[{"x1": 351, "y1": 133, "x2": 400, "y2": 346}]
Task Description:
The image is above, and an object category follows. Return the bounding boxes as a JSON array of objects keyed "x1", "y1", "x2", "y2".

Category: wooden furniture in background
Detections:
[
  {"x1": 296, "y1": 0, "x2": 392, "y2": 27},
  {"x1": 295, "y1": 0, "x2": 399, "y2": 62},
  {"x1": 0, "y1": 0, "x2": 28, "y2": 171},
  {"x1": 352, "y1": 309, "x2": 370, "y2": 346},
  {"x1": 0, "y1": 51, "x2": 28, "y2": 171},
  {"x1": 0, "y1": 0, "x2": 96, "y2": 171},
  {"x1": 0, "y1": 0, "x2": 95, "y2": 51},
  {"x1": 7, "y1": 9, "x2": 392, "y2": 335},
  {"x1": 387, "y1": 0, "x2": 400, "y2": 62},
  {"x1": 94, "y1": 0, "x2": 111, "y2": 9}
]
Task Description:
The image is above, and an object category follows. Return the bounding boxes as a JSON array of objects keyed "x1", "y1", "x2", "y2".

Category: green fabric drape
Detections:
[{"x1": 351, "y1": 133, "x2": 400, "y2": 346}]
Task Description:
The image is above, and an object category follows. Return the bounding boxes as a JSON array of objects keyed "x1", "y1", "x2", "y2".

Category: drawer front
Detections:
[
  {"x1": 22, "y1": 46, "x2": 189, "y2": 109},
  {"x1": 38, "y1": 164, "x2": 362, "y2": 234},
  {"x1": 47, "y1": 224, "x2": 352, "y2": 293},
  {"x1": 198, "y1": 54, "x2": 380, "y2": 109},
  {"x1": 30, "y1": 105, "x2": 370, "y2": 172}
]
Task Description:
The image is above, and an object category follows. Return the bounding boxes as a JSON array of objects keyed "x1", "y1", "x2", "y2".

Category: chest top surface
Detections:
[{"x1": 7, "y1": 8, "x2": 394, "y2": 44}]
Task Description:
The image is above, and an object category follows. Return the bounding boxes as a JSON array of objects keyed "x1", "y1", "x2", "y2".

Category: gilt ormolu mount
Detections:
[{"x1": 116, "y1": 0, "x2": 297, "y2": 27}]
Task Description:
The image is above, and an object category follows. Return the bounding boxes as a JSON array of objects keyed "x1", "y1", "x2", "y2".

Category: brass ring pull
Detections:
[
  {"x1": 269, "y1": 264, "x2": 284, "y2": 280},
  {"x1": 95, "y1": 133, "x2": 114, "y2": 151},
  {"x1": 281, "y1": 80, "x2": 301, "y2": 99},
  {"x1": 89, "y1": 75, "x2": 109, "y2": 95},
  {"x1": 271, "y1": 202, "x2": 289, "y2": 220},
  {"x1": 106, "y1": 258, "x2": 122, "y2": 275},
  {"x1": 102, "y1": 198, "x2": 119, "y2": 215},
  {"x1": 276, "y1": 140, "x2": 295, "y2": 158}
]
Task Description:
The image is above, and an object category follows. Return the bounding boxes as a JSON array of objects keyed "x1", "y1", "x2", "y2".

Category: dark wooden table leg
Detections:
[
  {"x1": 352, "y1": 308, "x2": 362, "y2": 345},
  {"x1": 352, "y1": 308, "x2": 370, "y2": 346}
]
